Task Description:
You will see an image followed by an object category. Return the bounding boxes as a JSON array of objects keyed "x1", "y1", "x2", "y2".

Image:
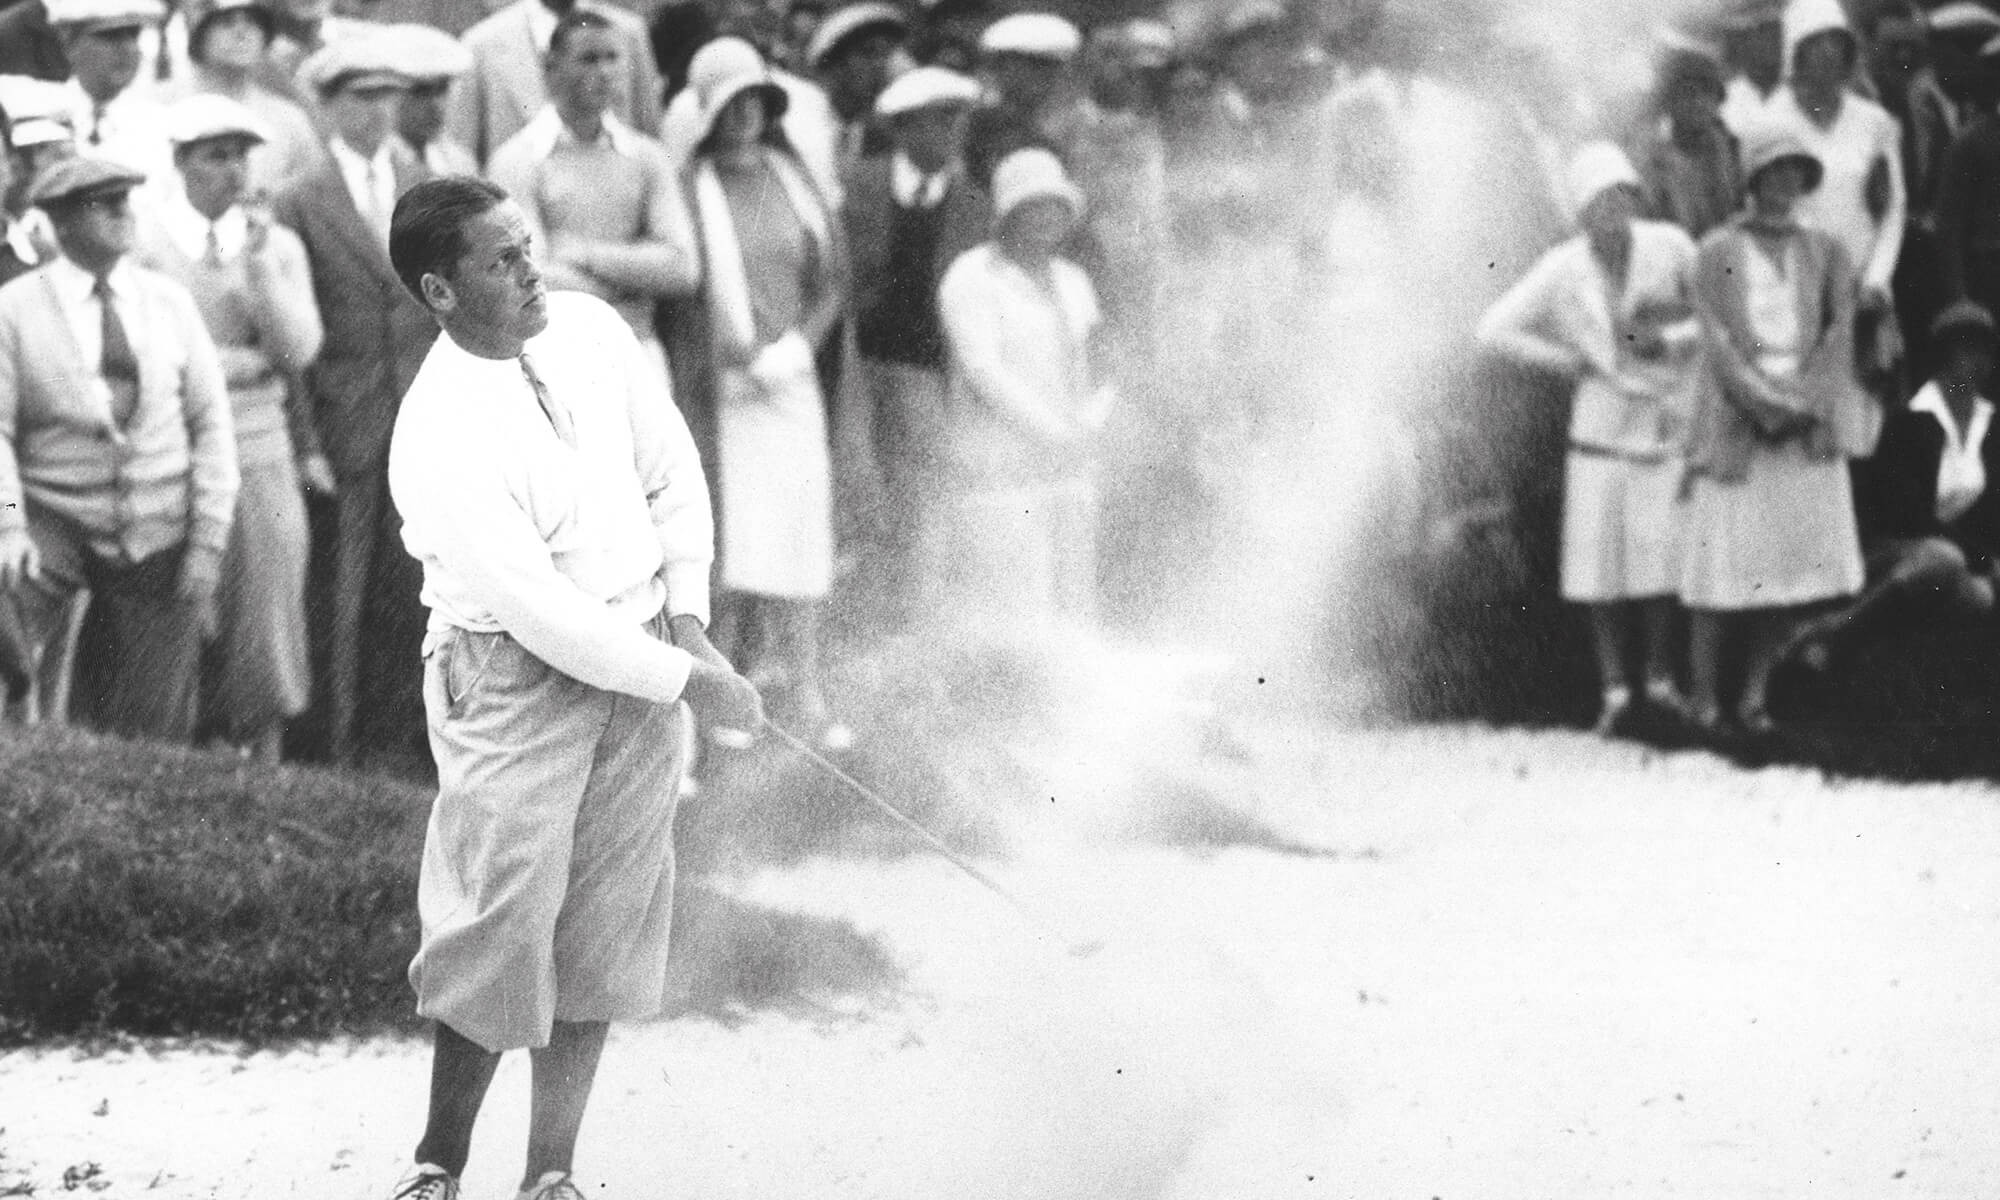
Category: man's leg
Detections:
[
  {"x1": 87, "y1": 546, "x2": 203, "y2": 742},
  {"x1": 412, "y1": 1021, "x2": 504, "y2": 1178},
  {"x1": 0, "y1": 510, "x2": 88, "y2": 719},
  {"x1": 521, "y1": 1020, "x2": 609, "y2": 1189}
]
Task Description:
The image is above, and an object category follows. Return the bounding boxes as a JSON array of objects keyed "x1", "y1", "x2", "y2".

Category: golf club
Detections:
[{"x1": 759, "y1": 718, "x2": 1106, "y2": 959}]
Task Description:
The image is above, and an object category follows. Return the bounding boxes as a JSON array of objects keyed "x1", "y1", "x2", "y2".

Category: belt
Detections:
[{"x1": 1568, "y1": 440, "x2": 1669, "y2": 466}]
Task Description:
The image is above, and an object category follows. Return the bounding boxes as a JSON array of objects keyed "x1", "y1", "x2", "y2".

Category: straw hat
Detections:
[
  {"x1": 1740, "y1": 120, "x2": 1824, "y2": 192},
  {"x1": 376, "y1": 23, "x2": 475, "y2": 84},
  {"x1": 686, "y1": 36, "x2": 789, "y2": 144},
  {"x1": 991, "y1": 146, "x2": 1083, "y2": 224},
  {"x1": 165, "y1": 92, "x2": 271, "y2": 148},
  {"x1": 44, "y1": 0, "x2": 165, "y2": 30},
  {"x1": 804, "y1": 1, "x2": 907, "y2": 69},
  {"x1": 182, "y1": 0, "x2": 272, "y2": 46},
  {"x1": 979, "y1": 12, "x2": 1082, "y2": 62},
  {"x1": 1932, "y1": 300, "x2": 1998, "y2": 348},
  {"x1": 1564, "y1": 141, "x2": 1642, "y2": 221},
  {"x1": 299, "y1": 29, "x2": 413, "y2": 96},
  {"x1": 0, "y1": 75, "x2": 76, "y2": 150}
]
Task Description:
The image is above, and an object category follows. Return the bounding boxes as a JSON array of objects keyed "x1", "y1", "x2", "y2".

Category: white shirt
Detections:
[
  {"x1": 891, "y1": 153, "x2": 950, "y2": 209},
  {"x1": 328, "y1": 136, "x2": 399, "y2": 238},
  {"x1": 388, "y1": 291, "x2": 713, "y2": 705},
  {"x1": 47, "y1": 254, "x2": 143, "y2": 381},
  {"x1": 1910, "y1": 381, "x2": 1995, "y2": 524},
  {"x1": 1768, "y1": 88, "x2": 1907, "y2": 296},
  {"x1": 158, "y1": 192, "x2": 248, "y2": 263}
]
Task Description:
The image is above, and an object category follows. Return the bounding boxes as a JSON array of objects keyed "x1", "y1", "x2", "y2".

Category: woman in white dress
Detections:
[
  {"x1": 1476, "y1": 142, "x2": 1703, "y2": 734},
  {"x1": 675, "y1": 37, "x2": 852, "y2": 747},
  {"x1": 936, "y1": 147, "x2": 1111, "y2": 631},
  {"x1": 1681, "y1": 123, "x2": 1880, "y2": 735}
]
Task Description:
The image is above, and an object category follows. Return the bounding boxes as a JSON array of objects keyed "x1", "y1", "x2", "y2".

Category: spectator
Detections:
[
  {"x1": 169, "y1": 0, "x2": 324, "y2": 201},
  {"x1": 488, "y1": 7, "x2": 698, "y2": 367},
  {"x1": 1061, "y1": 19, "x2": 1173, "y2": 330},
  {"x1": 1680, "y1": 126, "x2": 1878, "y2": 737},
  {"x1": 273, "y1": 32, "x2": 435, "y2": 762},
  {"x1": 51, "y1": 0, "x2": 175, "y2": 187},
  {"x1": 1635, "y1": 47, "x2": 1744, "y2": 240},
  {"x1": 841, "y1": 65, "x2": 987, "y2": 627},
  {"x1": 936, "y1": 147, "x2": 1109, "y2": 629},
  {"x1": 1718, "y1": 0, "x2": 1788, "y2": 135},
  {"x1": 0, "y1": 78, "x2": 75, "y2": 278},
  {"x1": 669, "y1": 37, "x2": 851, "y2": 749},
  {"x1": 1768, "y1": 0, "x2": 1908, "y2": 387},
  {"x1": 1476, "y1": 143, "x2": 1703, "y2": 735},
  {"x1": 1935, "y1": 35, "x2": 2000, "y2": 321},
  {"x1": 963, "y1": 11, "x2": 1081, "y2": 189},
  {"x1": 0, "y1": 155, "x2": 237, "y2": 740},
  {"x1": 140, "y1": 94, "x2": 322, "y2": 758},
  {"x1": 449, "y1": 0, "x2": 662, "y2": 169},
  {"x1": 1865, "y1": 2, "x2": 1956, "y2": 378},
  {"x1": 803, "y1": 0, "x2": 909, "y2": 164},
  {"x1": 384, "y1": 23, "x2": 479, "y2": 177},
  {"x1": 1802, "y1": 300, "x2": 2000, "y2": 662},
  {"x1": 0, "y1": 0, "x2": 71, "y2": 83},
  {"x1": 779, "y1": 0, "x2": 825, "y2": 73}
]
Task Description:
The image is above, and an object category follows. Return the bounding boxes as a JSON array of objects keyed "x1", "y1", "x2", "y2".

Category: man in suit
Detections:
[
  {"x1": 273, "y1": 32, "x2": 435, "y2": 762},
  {"x1": 841, "y1": 65, "x2": 988, "y2": 627},
  {"x1": 0, "y1": 0, "x2": 71, "y2": 82},
  {"x1": 448, "y1": 0, "x2": 662, "y2": 169},
  {"x1": 49, "y1": 0, "x2": 175, "y2": 188},
  {"x1": 0, "y1": 155, "x2": 238, "y2": 738}
]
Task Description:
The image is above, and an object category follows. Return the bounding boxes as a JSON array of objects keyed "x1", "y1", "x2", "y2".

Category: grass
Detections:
[{"x1": 0, "y1": 724, "x2": 906, "y2": 1047}]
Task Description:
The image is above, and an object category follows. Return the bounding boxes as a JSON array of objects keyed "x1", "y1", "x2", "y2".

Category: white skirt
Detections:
[
  {"x1": 1680, "y1": 442, "x2": 1863, "y2": 611},
  {"x1": 714, "y1": 363, "x2": 834, "y2": 599},
  {"x1": 1559, "y1": 450, "x2": 1684, "y2": 603}
]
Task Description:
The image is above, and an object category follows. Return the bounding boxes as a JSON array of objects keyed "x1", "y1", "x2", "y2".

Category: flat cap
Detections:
[
  {"x1": 979, "y1": 12, "x2": 1081, "y2": 61},
  {"x1": 377, "y1": 22, "x2": 475, "y2": 82},
  {"x1": 1102, "y1": 18, "x2": 1176, "y2": 68},
  {"x1": 45, "y1": 0, "x2": 165, "y2": 28},
  {"x1": 299, "y1": 29, "x2": 413, "y2": 95},
  {"x1": 165, "y1": 92, "x2": 271, "y2": 147},
  {"x1": 1219, "y1": 0, "x2": 1288, "y2": 43},
  {"x1": 874, "y1": 63, "x2": 980, "y2": 115},
  {"x1": 1932, "y1": 299, "x2": 1998, "y2": 343},
  {"x1": 805, "y1": 1, "x2": 908, "y2": 68},
  {"x1": 28, "y1": 154, "x2": 145, "y2": 208},
  {"x1": 1928, "y1": 1, "x2": 2000, "y2": 37}
]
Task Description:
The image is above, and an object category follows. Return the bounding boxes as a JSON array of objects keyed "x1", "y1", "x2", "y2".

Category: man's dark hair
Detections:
[
  {"x1": 389, "y1": 175, "x2": 509, "y2": 305},
  {"x1": 548, "y1": 8, "x2": 616, "y2": 61}
]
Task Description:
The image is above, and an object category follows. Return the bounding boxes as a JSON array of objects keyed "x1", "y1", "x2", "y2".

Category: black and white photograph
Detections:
[{"x1": 4, "y1": 0, "x2": 2000, "y2": 1194}]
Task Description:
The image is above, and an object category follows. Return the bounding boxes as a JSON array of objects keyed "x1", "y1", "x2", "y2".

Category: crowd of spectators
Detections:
[
  {"x1": 1479, "y1": 0, "x2": 2000, "y2": 741},
  {"x1": 0, "y1": 0, "x2": 1370, "y2": 765}
]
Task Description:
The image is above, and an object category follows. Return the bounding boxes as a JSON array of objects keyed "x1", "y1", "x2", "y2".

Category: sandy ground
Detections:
[{"x1": 6, "y1": 724, "x2": 2000, "y2": 1199}]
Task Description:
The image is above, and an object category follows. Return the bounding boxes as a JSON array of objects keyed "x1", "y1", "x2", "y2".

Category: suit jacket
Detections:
[
  {"x1": 840, "y1": 154, "x2": 990, "y2": 361},
  {"x1": 446, "y1": 0, "x2": 663, "y2": 168},
  {"x1": 1854, "y1": 403, "x2": 2000, "y2": 568},
  {"x1": 272, "y1": 147, "x2": 437, "y2": 477},
  {"x1": 0, "y1": 0, "x2": 67, "y2": 81}
]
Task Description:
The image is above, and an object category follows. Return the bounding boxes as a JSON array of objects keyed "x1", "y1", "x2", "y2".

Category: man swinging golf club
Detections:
[{"x1": 381, "y1": 174, "x2": 762, "y2": 1200}]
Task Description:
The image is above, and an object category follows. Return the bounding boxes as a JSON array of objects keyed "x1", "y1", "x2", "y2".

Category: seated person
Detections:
[{"x1": 1794, "y1": 300, "x2": 2000, "y2": 666}]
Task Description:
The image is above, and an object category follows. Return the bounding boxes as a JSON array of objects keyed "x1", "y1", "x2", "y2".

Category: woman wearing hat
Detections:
[
  {"x1": 936, "y1": 146, "x2": 1108, "y2": 629},
  {"x1": 138, "y1": 93, "x2": 324, "y2": 759},
  {"x1": 1795, "y1": 300, "x2": 2000, "y2": 663},
  {"x1": 1477, "y1": 142, "x2": 1703, "y2": 735},
  {"x1": 1680, "y1": 124, "x2": 1878, "y2": 737},
  {"x1": 163, "y1": 0, "x2": 320, "y2": 201},
  {"x1": 668, "y1": 36, "x2": 853, "y2": 749}
]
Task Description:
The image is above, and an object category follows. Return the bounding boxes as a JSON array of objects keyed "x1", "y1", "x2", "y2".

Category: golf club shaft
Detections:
[{"x1": 758, "y1": 718, "x2": 1071, "y2": 942}]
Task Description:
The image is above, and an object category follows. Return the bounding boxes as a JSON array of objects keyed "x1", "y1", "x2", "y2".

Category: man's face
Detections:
[
  {"x1": 823, "y1": 30, "x2": 901, "y2": 117},
  {"x1": 66, "y1": 23, "x2": 149, "y2": 102},
  {"x1": 178, "y1": 136, "x2": 253, "y2": 218},
  {"x1": 548, "y1": 25, "x2": 620, "y2": 120},
  {"x1": 194, "y1": 8, "x2": 269, "y2": 71},
  {"x1": 326, "y1": 80, "x2": 405, "y2": 154},
  {"x1": 435, "y1": 200, "x2": 549, "y2": 346},
  {"x1": 52, "y1": 187, "x2": 137, "y2": 269},
  {"x1": 986, "y1": 52, "x2": 1063, "y2": 108},
  {"x1": 888, "y1": 104, "x2": 966, "y2": 173},
  {"x1": 399, "y1": 80, "x2": 450, "y2": 148}
]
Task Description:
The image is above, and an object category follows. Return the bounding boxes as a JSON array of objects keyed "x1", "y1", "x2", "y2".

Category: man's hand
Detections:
[
  {"x1": 298, "y1": 453, "x2": 337, "y2": 498},
  {"x1": 177, "y1": 554, "x2": 222, "y2": 641},
  {"x1": 680, "y1": 657, "x2": 764, "y2": 730},
  {"x1": 0, "y1": 528, "x2": 39, "y2": 591}
]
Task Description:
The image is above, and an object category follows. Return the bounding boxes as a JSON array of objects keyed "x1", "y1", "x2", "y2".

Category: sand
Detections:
[{"x1": 6, "y1": 723, "x2": 2000, "y2": 1199}]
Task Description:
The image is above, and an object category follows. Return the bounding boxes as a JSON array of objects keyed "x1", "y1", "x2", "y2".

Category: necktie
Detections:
[
  {"x1": 519, "y1": 353, "x2": 573, "y2": 445},
  {"x1": 95, "y1": 275, "x2": 140, "y2": 426},
  {"x1": 88, "y1": 103, "x2": 106, "y2": 146},
  {"x1": 362, "y1": 159, "x2": 388, "y2": 242},
  {"x1": 203, "y1": 225, "x2": 224, "y2": 267}
]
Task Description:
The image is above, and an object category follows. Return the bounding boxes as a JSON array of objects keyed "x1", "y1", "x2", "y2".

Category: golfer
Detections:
[{"x1": 381, "y1": 175, "x2": 761, "y2": 1200}]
